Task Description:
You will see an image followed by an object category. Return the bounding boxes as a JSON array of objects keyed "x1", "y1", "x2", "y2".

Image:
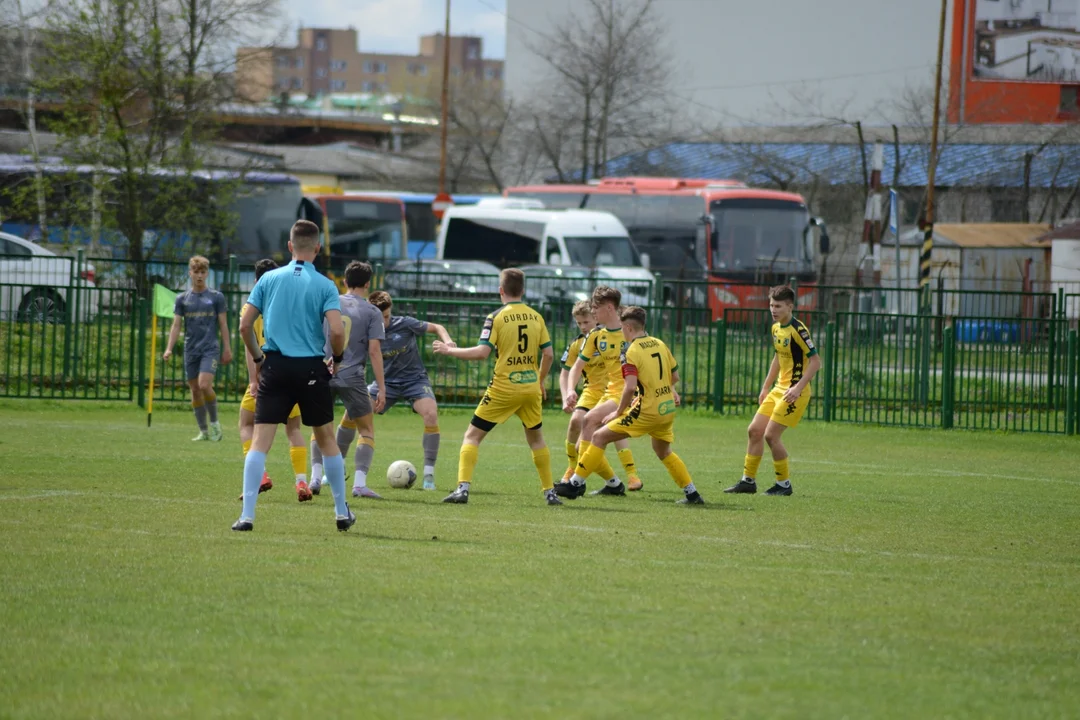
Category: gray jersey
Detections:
[
  {"x1": 328, "y1": 294, "x2": 385, "y2": 385},
  {"x1": 174, "y1": 289, "x2": 225, "y2": 357},
  {"x1": 381, "y1": 315, "x2": 429, "y2": 386}
]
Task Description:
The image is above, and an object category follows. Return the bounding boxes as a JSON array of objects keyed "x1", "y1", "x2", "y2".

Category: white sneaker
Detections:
[
  {"x1": 352, "y1": 486, "x2": 382, "y2": 499},
  {"x1": 423, "y1": 475, "x2": 436, "y2": 491},
  {"x1": 309, "y1": 475, "x2": 325, "y2": 495},
  {"x1": 208, "y1": 422, "x2": 223, "y2": 442},
  {"x1": 192, "y1": 431, "x2": 210, "y2": 441}
]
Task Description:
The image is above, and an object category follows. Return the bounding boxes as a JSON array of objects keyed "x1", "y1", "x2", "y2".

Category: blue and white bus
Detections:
[{"x1": 345, "y1": 191, "x2": 500, "y2": 259}]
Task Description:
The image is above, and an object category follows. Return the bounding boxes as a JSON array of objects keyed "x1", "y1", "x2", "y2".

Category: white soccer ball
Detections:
[{"x1": 387, "y1": 460, "x2": 417, "y2": 489}]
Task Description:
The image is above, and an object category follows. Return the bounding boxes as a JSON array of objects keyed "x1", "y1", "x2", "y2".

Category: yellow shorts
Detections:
[
  {"x1": 575, "y1": 385, "x2": 606, "y2": 412},
  {"x1": 606, "y1": 405, "x2": 675, "y2": 443},
  {"x1": 474, "y1": 390, "x2": 543, "y2": 429},
  {"x1": 241, "y1": 387, "x2": 300, "y2": 419},
  {"x1": 756, "y1": 386, "x2": 811, "y2": 428},
  {"x1": 598, "y1": 384, "x2": 625, "y2": 407}
]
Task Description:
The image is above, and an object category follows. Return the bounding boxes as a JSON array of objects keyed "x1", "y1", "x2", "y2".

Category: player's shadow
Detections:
[
  {"x1": 348, "y1": 531, "x2": 475, "y2": 545},
  {"x1": 557, "y1": 504, "x2": 642, "y2": 514},
  {"x1": 642, "y1": 496, "x2": 753, "y2": 511}
]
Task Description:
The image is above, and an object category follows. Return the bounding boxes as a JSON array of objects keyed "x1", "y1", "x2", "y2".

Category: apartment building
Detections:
[{"x1": 236, "y1": 28, "x2": 503, "y2": 102}]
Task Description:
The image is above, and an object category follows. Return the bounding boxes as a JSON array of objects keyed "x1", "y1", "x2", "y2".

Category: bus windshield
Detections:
[
  {"x1": 565, "y1": 236, "x2": 640, "y2": 267},
  {"x1": 231, "y1": 181, "x2": 302, "y2": 260},
  {"x1": 324, "y1": 199, "x2": 404, "y2": 264},
  {"x1": 710, "y1": 199, "x2": 812, "y2": 276}
]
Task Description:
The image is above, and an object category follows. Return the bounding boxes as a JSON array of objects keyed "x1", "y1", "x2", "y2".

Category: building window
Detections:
[
  {"x1": 485, "y1": 67, "x2": 500, "y2": 80},
  {"x1": 316, "y1": 67, "x2": 327, "y2": 78},
  {"x1": 294, "y1": 56, "x2": 304, "y2": 69},
  {"x1": 291, "y1": 77, "x2": 304, "y2": 89},
  {"x1": 363, "y1": 61, "x2": 388, "y2": 74},
  {"x1": 363, "y1": 80, "x2": 386, "y2": 92},
  {"x1": 466, "y1": 44, "x2": 479, "y2": 60},
  {"x1": 990, "y1": 191, "x2": 1025, "y2": 222},
  {"x1": 1060, "y1": 86, "x2": 1079, "y2": 115},
  {"x1": 276, "y1": 55, "x2": 289, "y2": 68},
  {"x1": 330, "y1": 79, "x2": 346, "y2": 91},
  {"x1": 408, "y1": 63, "x2": 427, "y2": 76},
  {"x1": 331, "y1": 60, "x2": 347, "y2": 72},
  {"x1": 316, "y1": 36, "x2": 327, "y2": 51}
]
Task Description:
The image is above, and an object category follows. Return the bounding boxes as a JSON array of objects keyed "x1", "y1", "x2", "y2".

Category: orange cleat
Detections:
[
  {"x1": 237, "y1": 473, "x2": 273, "y2": 501},
  {"x1": 627, "y1": 476, "x2": 643, "y2": 492},
  {"x1": 296, "y1": 480, "x2": 314, "y2": 503}
]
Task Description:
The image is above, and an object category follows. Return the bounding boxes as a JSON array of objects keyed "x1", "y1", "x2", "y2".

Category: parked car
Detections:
[
  {"x1": 0, "y1": 232, "x2": 98, "y2": 323},
  {"x1": 383, "y1": 259, "x2": 503, "y2": 302},
  {"x1": 518, "y1": 264, "x2": 652, "y2": 308}
]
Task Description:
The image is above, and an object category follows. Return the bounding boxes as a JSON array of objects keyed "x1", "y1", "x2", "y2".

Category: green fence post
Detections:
[
  {"x1": 942, "y1": 324, "x2": 955, "y2": 429},
  {"x1": 62, "y1": 253, "x2": 74, "y2": 384},
  {"x1": 1049, "y1": 312, "x2": 1058, "y2": 412},
  {"x1": 653, "y1": 272, "x2": 664, "y2": 308},
  {"x1": 823, "y1": 321, "x2": 836, "y2": 422},
  {"x1": 375, "y1": 262, "x2": 384, "y2": 291},
  {"x1": 789, "y1": 275, "x2": 798, "y2": 308},
  {"x1": 1067, "y1": 329, "x2": 1077, "y2": 436},
  {"x1": 136, "y1": 298, "x2": 147, "y2": 409},
  {"x1": 72, "y1": 247, "x2": 85, "y2": 384},
  {"x1": 713, "y1": 318, "x2": 726, "y2": 413}
]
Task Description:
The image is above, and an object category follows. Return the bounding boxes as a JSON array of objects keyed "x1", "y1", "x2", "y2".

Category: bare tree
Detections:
[{"x1": 525, "y1": 0, "x2": 674, "y2": 180}]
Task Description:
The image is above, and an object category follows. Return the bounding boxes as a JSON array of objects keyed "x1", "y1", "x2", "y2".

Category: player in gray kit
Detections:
[
  {"x1": 308, "y1": 261, "x2": 387, "y2": 499},
  {"x1": 163, "y1": 254, "x2": 232, "y2": 441},
  {"x1": 364, "y1": 290, "x2": 454, "y2": 490}
]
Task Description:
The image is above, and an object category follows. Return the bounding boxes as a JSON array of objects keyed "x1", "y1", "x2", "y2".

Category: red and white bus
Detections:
[{"x1": 505, "y1": 177, "x2": 830, "y2": 318}]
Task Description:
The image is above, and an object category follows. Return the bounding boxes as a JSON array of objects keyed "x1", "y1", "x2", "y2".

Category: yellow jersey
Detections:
[
  {"x1": 479, "y1": 301, "x2": 552, "y2": 396},
  {"x1": 241, "y1": 303, "x2": 268, "y2": 348},
  {"x1": 772, "y1": 317, "x2": 817, "y2": 390},
  {"x1": 578, "y1": 325, "x2": 626, "y2": 395},
  {"x1": 622, "y1": 335, "x2": 679, "y2": 417},
  {"x1": 562, "y1": 334, "x2": 607, "y2": 390}
]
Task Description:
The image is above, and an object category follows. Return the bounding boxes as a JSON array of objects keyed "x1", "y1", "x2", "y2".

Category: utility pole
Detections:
[
  {"x1": 921, "y1": 0, "x2": 948, "y2": 308},
  {"x1": 438, "y1": 0, "x2": 451, "y2": 195}
]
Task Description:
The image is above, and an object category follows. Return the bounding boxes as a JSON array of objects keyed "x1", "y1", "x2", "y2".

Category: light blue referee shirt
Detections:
[{"x1": 246, "y1": 260, "x2": 340, "y2": 357}]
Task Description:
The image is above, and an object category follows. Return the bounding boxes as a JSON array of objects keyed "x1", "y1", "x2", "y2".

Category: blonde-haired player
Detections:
[
  {"x1": 557, "y1": 300, "x2": 639, "y2": 487},
  {"x1": 558, "y1": 285, "x2": 642, "y2": 498},
  {"x1": 566, "y1": 306, "x2": 704, "y2": 505}
]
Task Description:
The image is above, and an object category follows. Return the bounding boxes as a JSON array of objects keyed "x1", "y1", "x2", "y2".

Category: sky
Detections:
[{"x1": 282, "y1": 0, "x2": 508, "y2": 59}]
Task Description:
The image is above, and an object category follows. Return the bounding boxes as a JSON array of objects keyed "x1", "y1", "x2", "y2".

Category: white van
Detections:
[{"x1": 435, "y1": 204, "x2": 656, "y2": 295}]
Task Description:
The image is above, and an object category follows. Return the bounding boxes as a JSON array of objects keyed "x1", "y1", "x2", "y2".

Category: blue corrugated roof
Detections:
[{"x1": 571, "y1": 142, "x2": 1080, "y2": 189}]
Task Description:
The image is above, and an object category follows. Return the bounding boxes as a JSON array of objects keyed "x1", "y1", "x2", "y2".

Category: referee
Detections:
[{"x1": 233, "y1": 219, "x2": 355, "y2": 532}]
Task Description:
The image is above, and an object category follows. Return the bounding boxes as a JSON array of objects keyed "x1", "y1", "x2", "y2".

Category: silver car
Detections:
[{"x1": 0, "y1": 232, "x2": 99, "y2": 323}]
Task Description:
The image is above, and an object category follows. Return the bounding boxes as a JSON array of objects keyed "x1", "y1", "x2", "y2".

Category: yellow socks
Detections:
[
  {"x1": 458, "y1": 444, "x2": 479, "y2": 484},
  {"x1": 774, "y1": 457, "x2": 790, "y2": 484},
  {"x1": 618, "y1": 448, "x2": 638, "y2": 479},
  {"x1": 579, "y1": 440, "x2": 616, "y2": 480},
  {"x1": 532, "y1": 448, "x2": 553, "y2": 491},
  {"x1": 565, "y1": 440, "x2": 578, "y2": 475},
  {"x1": 290, "y1": 446, "x2": 308, "y2": 479},
  {"x1": 575, "y1": 443, "x2": 605, "y2": 479},
  {"x1": 662, "y1": 452, "x2": 693, "y2": 488},
  {"x1": 743, "y1": 454, "x2": 762, "y2": 481}
]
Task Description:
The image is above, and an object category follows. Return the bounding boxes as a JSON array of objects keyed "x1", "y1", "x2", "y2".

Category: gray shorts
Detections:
[
  {"x1": 331, "y1": 381, "x2": 373, "y2": 419},
  {"x1": 184, "y1": 352, "x2": 218, "y2": 381},
  {"x1": 368, "y1": 379, "x2": 435, "y2": 414}
]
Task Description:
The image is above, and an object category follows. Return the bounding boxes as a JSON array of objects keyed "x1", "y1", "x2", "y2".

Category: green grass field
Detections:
[{"x1": 1, "y1": 401, "x2": 1079, "y2": 719}]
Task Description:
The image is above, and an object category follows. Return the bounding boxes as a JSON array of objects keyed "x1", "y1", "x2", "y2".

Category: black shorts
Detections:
[{"x1": 254, "y1": 352, "x2": 334, "y2": 427}]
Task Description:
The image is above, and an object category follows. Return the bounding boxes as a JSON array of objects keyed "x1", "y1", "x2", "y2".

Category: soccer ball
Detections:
[{"x1": 387, "y1": 460, "x2": 417, "y2": 489}]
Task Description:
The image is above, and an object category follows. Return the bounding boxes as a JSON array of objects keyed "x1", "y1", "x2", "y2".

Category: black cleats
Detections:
[
  {"x1": 554, "y1": 481, "x2": 586, "y2": 499},
  {"x1": 231, "y1": 518, "x2": 253, "y2": 532},
  {"x1": 724, "y1": 479, "x2": 758, "y2": 494},
  {"x1": 545, "y1": 489, "x2": 563, "y2": 506},
  {"x1": 442, "y1": 487, "x2": 469, "y2": 504},
  {"x1": 764, "y1": 483, "x2": 793, "y2": 496},
  {"x1": 336, "y1": 505, "x2": 357, "y2": 531},
  {"x1": 590, "y1": 482, "x2": 626, "y2": 497},
  {"x1": 677, "y1": 492, "x2": 705, "y2": 505}
]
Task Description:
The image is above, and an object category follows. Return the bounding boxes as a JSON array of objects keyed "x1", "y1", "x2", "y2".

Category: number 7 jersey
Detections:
[
  {"x1": 478, "y1": 301, "x2": 552, "y2": 396},
  {"x1": 622, "y1": 334, "x2": 679, "y2": 418}
]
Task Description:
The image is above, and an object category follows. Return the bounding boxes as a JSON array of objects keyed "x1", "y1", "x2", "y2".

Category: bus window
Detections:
[
  {"x1": 324, "y1": 199, "x2": 404, "y2": 265},
  {"x1": 404, "y1": 201, "x2": 437, "y2": 245},
  {"x1": 443, "y1": 217, "x2": 545, "y2": 266},
  {"x1": 584, "y1": 193, "x2": 637, "y2": 226}
]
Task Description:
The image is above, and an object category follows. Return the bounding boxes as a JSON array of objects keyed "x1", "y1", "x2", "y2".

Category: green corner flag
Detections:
[{"x1": 152, "y1": 283, "x2": 176, "y2": 318}]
